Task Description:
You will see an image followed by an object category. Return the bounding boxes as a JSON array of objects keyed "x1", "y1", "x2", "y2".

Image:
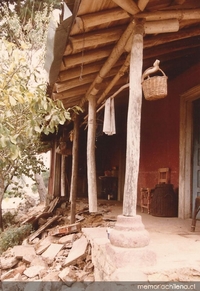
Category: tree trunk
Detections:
[
  {"x1": 0, "y1": 173, "x2": 5, "y2": 230},
  {"x1": 35, "y1": 173, "x2": 47, "y2": 203},
  {"x1": 123, "y1": 22, "x2": 144, "y2": 217}
]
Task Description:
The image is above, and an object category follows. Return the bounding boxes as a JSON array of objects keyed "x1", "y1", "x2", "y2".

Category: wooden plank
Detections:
[
  {"x1": 50, "y1": 222, "x2": 81, "y2": 236},
  {"x1": 28, "y1": 215, "x2": 59, "y2": 242},
  {"x1": 44, "y1": 197, "x2": 60, "y2": 213}
]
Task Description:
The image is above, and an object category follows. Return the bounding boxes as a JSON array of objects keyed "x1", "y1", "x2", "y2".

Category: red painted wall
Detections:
[
  {"x1": 138, "y1": 63, "x2": 200, "y2": 196},
  {"x1": 78, "y1": 63, "x2": 200, "y2": 202}
]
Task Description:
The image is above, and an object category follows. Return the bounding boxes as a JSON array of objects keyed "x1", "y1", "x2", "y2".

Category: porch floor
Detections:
[{"x1": 83, "y1": 200, "x2": 200, "y2": 281}]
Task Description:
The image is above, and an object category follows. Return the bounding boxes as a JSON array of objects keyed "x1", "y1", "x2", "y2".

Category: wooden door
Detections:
[{"x1": 192, "y1": 98, "x2": 200, "y2": 218}]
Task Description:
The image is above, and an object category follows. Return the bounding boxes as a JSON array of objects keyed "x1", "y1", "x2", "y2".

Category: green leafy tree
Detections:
[{"x1": 0, "y1": 4, "x2": 78, "y2": 230}]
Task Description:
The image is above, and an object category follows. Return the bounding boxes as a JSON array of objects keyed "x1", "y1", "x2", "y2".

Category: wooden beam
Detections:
[
  {"x1": 58, "y1": 59, "x2": 124, "y2": 82},
  {"x1": 144, "y1": 19, "x2": 179, "y2": 34},
  {"x1": 70, "y1": 8, "x2": 130, "y2": 35},
  {"x1": 96, "y1": 83, "x2": 129, "y2": 114},
  {"x1": 112, "y1": 0, "x2": 140, "y2": 15},
  {"x1": 144, "y1": 26, "x2": 200, "y2": 49},
  {"x1": 62, "y1": 97, "x2": 85, "y2": 108},
  {"x1": 97, "y1": 53, "x2": 130, "y2": 105},
  {"x1": 143, "y1": 36, "x2": 200, "y2": 61},
  {"x1": 58, "y1": 60, "x2": 104, "y2": 82},
  {"x1": 61, "y1": 46, "x2": 112, "y2": 70},
  {"x1": 125, "y1": 19, "x2": 179, "y2": 52},
  {"x1": 86, "y1": 20, "x2": 135, "y2": 98},
  {"x1": 138, "y1": 0, "x2": 149, "y2": 11},
  {"x1": 55, "y1": 66, "x2": 123, "y2": 93},
  {"x1": 55, "y1": 73, "x2": 99, "y2": 93},
  {"x1": 53, "y1": 83, "x2": 89, "y2": 100},
  {"x1": 135, "y1": 9, "x2": 200, "y2": 21},
  {"x1": 65, "y1": 26, "x2": 125, "y2": 56}
]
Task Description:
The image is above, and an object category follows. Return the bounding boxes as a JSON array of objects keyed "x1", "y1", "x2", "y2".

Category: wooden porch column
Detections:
[
  {"x1": 70, "y1": 115, "x2": 80, "y2": 223},
  {"x1": 123, "y1": 22, "x2": 144, "y2": 217},
  {"x1": 61, "y1": 155, "x2": 66, "y2": 197},
  {"x1": 87, "y1": 96, "x2": 97, "y2": 212},
  {"x1": 47, "y1": 139, "x2": 57, "y2": 204},
  {"x1": 109, "y1": 22, "x2": 152, "y2": 253}
]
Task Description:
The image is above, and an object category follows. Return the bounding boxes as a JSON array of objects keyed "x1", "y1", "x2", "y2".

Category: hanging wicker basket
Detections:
[{"x1": 142, "y1": 68, "x2": 168, "y2": 101}]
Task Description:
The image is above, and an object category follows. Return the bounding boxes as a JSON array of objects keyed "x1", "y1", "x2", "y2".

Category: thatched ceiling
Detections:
[{"x1": 47, "y1": 0, "x2": 200, "y2": 113}]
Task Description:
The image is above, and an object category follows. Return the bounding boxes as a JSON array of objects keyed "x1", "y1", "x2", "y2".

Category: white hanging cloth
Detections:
[{"x1": 103, "y1": 97, "x2": 116, "y2": 135}]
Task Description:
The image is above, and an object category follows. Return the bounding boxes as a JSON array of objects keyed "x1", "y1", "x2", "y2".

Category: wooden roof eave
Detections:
[{"x1": 50, "y1": 2, "x2": 200, "y2": 114}]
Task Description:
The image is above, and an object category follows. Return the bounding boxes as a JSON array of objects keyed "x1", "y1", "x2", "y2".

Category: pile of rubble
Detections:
[
  {"x1": 0, "y1": 198, "x2": 118, "y2": 287},
  {"x1": 1, "y1": 232, "x2": 93, "y2": 282}
]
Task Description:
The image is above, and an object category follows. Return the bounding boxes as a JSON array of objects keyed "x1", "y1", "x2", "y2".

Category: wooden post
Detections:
[
  {"x1": 47, "y1": 139, "x2": 57, "y2": 204},
  {"x1": 123, "y1": 22, "x2": 144, "y2": 217},
  {"x1": 87, "y1": 96, "x2": 97, "y2": 212},
  {"x1": 61, "y1": 155, "x2": 66, "y2": 197},
  {"x1": 109, "y1": 22, "x2": 152, "y2": 254},
  {"x1": 70, "y1": 115, "x2": 80, "y2": 223}
]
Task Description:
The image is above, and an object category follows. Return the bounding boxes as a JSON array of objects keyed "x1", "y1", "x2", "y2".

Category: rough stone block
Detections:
[
  {"x1": 23, "y1": 265, "x2": 45, "y2": 278},
  {"x1": 58, "y1": 233, "x2": 76, "y2": 244},
  {"x1": 35, "y1": 237, "x2": 52, "y2": 255},
  {"x1": 41, "y1": 243, "x2": 64, "y2": 262},
  {"x1": 1, "y1": 264, "x2": 26, "y2": 280},
  {"x1": 12, "y1": 245, "x2": 36, "y2": 259},
  {"x1": 63, "y1": 235, "x2": 88, "y2": 267},
  {"x1": 1, "y1": 257, "x2": 18, "y2": 270}
]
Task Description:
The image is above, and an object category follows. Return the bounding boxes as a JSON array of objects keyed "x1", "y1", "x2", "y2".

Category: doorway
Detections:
[
  {"x1": 192, "y1": 98, "x2": 200, "y2": 218},
  {"x1": 179, "y1": 84, "x2": 200, "y2": 219}
]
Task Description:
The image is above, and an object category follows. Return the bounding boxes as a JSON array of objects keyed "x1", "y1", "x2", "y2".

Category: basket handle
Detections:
[{"x1": 141, "y1": 60, "x2": 166, "y2": 83}]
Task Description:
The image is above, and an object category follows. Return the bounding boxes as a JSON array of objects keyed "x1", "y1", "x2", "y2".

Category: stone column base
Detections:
[{"x1": 109, "y1": 214, "x2": 150, "y2": 248}]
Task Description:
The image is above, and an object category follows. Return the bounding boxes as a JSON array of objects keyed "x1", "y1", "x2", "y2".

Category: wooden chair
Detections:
[
  {"x1": 158, "y1": 168, "x2": 170, "y2": 184},
  {"x1": 191, "y1": 197, "x2": 200, "y2": 232},
  {"x1": 140, "y1": 168, "x2": 170, "y2": 214},
  {"x1": 140, "y1": 187, "x2": 151, "y2": 214}
]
